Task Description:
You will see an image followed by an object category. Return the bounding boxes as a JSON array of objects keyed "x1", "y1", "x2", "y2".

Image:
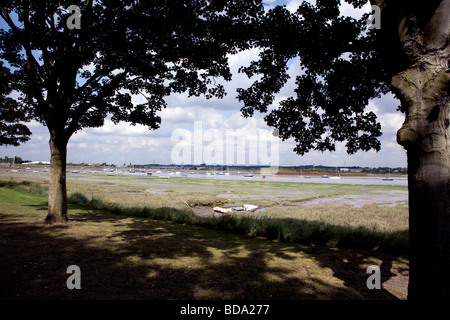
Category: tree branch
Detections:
[{"x1": 1, "y1": 3, "x2": 50, "y2": 119}]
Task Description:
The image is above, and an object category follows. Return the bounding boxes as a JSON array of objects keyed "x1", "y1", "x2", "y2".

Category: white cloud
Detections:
[
  {"x1": 158, "y1": 106, "x2": 197, "y2": 123},
  {"x1": 379, "y1": 112, "x2": 404, "y2": 135},
  {"x1": 339, "y1": 1, "x2": 372, "y2": 19},
  {"x1": 286, "y1": 0, "x2": 306, "y2": 13}
]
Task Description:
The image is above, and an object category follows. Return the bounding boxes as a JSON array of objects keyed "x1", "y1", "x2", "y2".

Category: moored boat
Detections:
[
  {"x1": 213, "y1": 204, "x2": 259, "y2": 214},
  {"x1": 383, "y1": 168, "x2": 394, "y2": 181}
]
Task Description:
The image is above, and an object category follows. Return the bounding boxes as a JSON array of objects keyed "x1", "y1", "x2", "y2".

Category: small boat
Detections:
[
  {"x1": 304, "y1": 176, "x2": 311, "y2": 179},
  {"x1": 213, "y1": 204, "x2": 259, "y2": 214},
  {"x1": 244, "y1": 174, "x2": 253, "y2": 178},
  {"x1": 322, "y1": 175, "x2": 328, "y2": 179},
  {"x1": 330, "y1": 168, "x2": 341, "y2": 179},
  {"x1": 383, "y1": 169, "x2": 394, "y2": 181}
]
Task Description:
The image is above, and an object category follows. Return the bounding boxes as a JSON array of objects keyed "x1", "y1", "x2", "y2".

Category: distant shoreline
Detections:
[
  {"x1": 0, "y1": 164, "x2": 407, "y2": 178},
  {"x1": 0, "y1": 163, "x2": 408, "y2": 177}
]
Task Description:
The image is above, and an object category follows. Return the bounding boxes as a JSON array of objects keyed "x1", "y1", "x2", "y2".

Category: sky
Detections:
[{"x1": 1, "y1": 0, "x2": 407, "y2": 168}]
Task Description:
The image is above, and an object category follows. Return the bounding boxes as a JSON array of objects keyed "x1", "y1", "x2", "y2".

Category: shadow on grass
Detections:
[
  {"x1": 0, "y1": 205, "x2": 408, "y2": 300},
  {"x1": 24, "y1": 202, "x2": 49, "y2": 211},
  {"x1": 0, "y1": 185, "x2": 408, "y2": 300}
]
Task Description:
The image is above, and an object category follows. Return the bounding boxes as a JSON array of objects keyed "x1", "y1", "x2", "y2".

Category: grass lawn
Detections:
[{"x1": 0, "y1": 176, "x2": 409, "y2": 300}]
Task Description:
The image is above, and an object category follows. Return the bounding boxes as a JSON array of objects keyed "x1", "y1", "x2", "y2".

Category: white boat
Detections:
[
  {"x1": 213, "y1": 204, "x2": 259, "y2": 214},
  {"x1": 383, "y1": 169, "x2": 394, "y2": 181},
  {"x1": 330, "y1": 168, "x2": 341, "y2": 179}
]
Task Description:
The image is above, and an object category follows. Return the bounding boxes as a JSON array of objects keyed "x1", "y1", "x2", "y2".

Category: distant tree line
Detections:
[{"x1": 0, "y1": 155, "x2": 24, "y2": 164}]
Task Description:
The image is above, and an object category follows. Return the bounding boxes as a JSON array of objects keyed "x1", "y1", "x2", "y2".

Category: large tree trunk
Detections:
[
  {"x1": 395, "y1": 69, "x2": 450, "y2": 299},
  {"x1": 45, "y1": 134, "x2": 68, "y2": 224},
  {"x1": 387, "y1": 0, "x2": 450, "y2": 299}
]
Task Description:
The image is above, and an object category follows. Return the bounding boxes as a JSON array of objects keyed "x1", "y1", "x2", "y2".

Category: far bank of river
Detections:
[{"x1": 186, "y1": 172, "x2": 408, "y2": 186}]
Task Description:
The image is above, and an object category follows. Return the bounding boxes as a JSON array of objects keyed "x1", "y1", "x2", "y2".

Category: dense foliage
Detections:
[
  {"x1": 237, "y1": 0, "x2": 391, "y2": 155},
  {"x1": 0, "y1": 0, "x2": 264, "y2": 141}
]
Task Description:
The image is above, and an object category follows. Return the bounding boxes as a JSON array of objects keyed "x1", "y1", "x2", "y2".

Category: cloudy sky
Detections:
[{"x1": 1, "y1": 0, "x2": 407, "y2": 168}]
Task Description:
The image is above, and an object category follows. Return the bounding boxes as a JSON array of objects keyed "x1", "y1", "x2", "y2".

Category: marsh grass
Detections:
[
  {"x1": 243, "y1": 204, "x2": 409, "y2": 233},
  {"x1": 0, "y1": 178, "x2": 48, "y2": 197},
  {"x1": 66, "y1": 191, "x2": 408, "y2": 254}
]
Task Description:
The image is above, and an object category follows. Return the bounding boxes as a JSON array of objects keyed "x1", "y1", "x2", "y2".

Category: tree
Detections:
[
  {"x1": 379, "y1": 0, "x2": 450, "y2": 300},
  {"x1": 237, "y1": 0, "x2": 449, "y2": 299},
  {"x1": 0, "y1": 0, "x2": 264, "y2": 223},
  {"x1": 0, "y1": 61, "x2": 32, "y2": 146}
]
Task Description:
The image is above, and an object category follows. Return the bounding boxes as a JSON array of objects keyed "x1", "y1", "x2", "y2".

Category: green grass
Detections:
[{"x1": 0, "y1": 183, "x2": 409, "y2": 300}]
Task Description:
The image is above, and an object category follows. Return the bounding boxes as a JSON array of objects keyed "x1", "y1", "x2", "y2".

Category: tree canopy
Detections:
[
  {"x1": 0, "y1": 60, "x2": 31, "y2": 146},
  {"x1": 237, "y1": 0, "x2": 391, "y2": 156},
  {"x1": 0, "y1": 0, "x2": 264, "y2": 142}
]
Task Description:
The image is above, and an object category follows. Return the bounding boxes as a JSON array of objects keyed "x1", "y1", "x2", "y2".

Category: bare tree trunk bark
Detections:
[
  {"x1": 391, "y1": 2, "x2": 450, "y2": 297},
  {"x1": 395, "y1": 67, "x2": 450, "y2": 298},
  {"x1": 45, "y1": 134, "x2": 68, "y2": 224}
]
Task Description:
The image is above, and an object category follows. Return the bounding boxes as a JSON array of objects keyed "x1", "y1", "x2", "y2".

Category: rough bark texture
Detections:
[
  {"x1": 384, "y1": 0, "x2": 450, "y2": 299},
  {"x1": 45, "y1": 135, "x2": 68, "y2": 224}
]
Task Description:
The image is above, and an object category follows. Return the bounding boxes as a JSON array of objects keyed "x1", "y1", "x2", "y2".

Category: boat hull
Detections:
[{"x1": 213, "y1": 204, "x2": 259, "y2": 214}]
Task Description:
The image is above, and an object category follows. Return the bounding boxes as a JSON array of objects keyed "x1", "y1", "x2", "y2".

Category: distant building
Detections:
[
  {"x1": 26, "y1": 161, "x2": 51, "y2": 165},
  {"x1": 340, "y1": 168, "x2": 349, "y2": 172}
]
